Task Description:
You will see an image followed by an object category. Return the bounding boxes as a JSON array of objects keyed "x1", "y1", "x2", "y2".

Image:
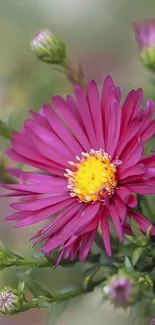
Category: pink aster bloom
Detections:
[
  {"x1": 133, "y1": 19, "x2": 155, "y2": 50},
  {"x1": 3, "y1": 76, "x2": 155, "y2": 265}
]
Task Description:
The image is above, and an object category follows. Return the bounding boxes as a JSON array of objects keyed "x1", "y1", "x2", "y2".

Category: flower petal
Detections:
[
  {"x1": 42, "y1": 103, "x2": 83, "y2": 156},
  {"x1": 101, "y1": 212, "x2": 112, "y2": 256},
  {"x1": 79, "y1": 230, "x2": 97, "y2": 261},
  {"x1": 87, "y1": 80, "x2": 104, "y2": 148},
  {"x1": 108, "y1": 204, "x2": 123, "y2": 241},
  {"x1": 74, "y1": 202, "x2": 100, "y2": 233},
  {"x1": 128, "y1": 210, "x2": 155, "y2": 235},
  {"x1": 113, "y1": 195, "x2": 127, "y2": 223},
  {"x1": 52, "y1": 95, "x2": 90, "y2": 151},
  {"x1": 74, "y1": 84, "x2": 98, "y2": 149}
]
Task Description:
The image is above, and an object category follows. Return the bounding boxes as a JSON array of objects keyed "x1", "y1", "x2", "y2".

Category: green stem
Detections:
[
  {"x1": 3, "y1": 254, "x2": 100, "y2": 269},
  {"x1": 61, "y1": 60, "x2": 86, "y2": 89},
  {"x1": 26, "y1": 288, "x2": 83, "y2": 309},
  {"x1": 22, "y1": 278, "x2": 105, "y2": 311}
]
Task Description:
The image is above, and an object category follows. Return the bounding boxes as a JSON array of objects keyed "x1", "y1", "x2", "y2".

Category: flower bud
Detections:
[
  {"x1": 133, "y1": 19, "x2": 155, "y2": 72},
  {"x1": 103, "y1": 275, "x2": 138, "y2": 308},
  {"x1": 31, "y1": 30, "x2": 66, "y2": 65},
  {"x1": 0, "y1": 287, "x2": 21, "y2": 315},
  {"x1": 151, "y1": 316, "x2": 155, "y2": 325}
]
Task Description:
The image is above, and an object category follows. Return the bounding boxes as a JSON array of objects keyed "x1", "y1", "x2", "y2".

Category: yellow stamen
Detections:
[{"x1": 65, "y1": 149, "x2": 120, "y2": 203}]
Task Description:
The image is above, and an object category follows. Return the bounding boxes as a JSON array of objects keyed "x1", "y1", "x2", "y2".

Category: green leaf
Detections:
[
  {"x1": 32, "y1": 252, "x2": 48, "y2": 262},
  {"x1": 83, "y1": 265, "x2": 100, "y2": 292},
  {"x1": 0, "y1": 241, "x2": 24, "y2": 260},
  {"x1": 0, "y1": 120, "x2": 13, "y2": 139},
  {"x1": 16, "y1": 269, "x2": 52, "y2": 298},
  {"x1": 99, "y1": 252, "x2": 120, "y2": 267},
  {"x1": 117, "y1": 244, "x2": 133, "y2": 257},
  {"x1": 141, "y1": 196, "x2": 154, "y2": 223},
  {"x1": 46, "y1": 301, "x2": 71, "y2": 325},
  {"x1": 125, "y1": 234, "x2": 138, "y2": 245},
  {"x1": 145, "y1": 274, "x2": 153, "y2": 287},
  {"x1": 132, "y1": 247, "x2": 147, "y2": 266},
  {"x1": 125, "y1": 257, "x2": 134, "y2": 273},
  {"x1": 127, "y1": 302, "x2": 151, "y2": 325},
  {"x1": 83, "y1": 264, "x2": 100, "y2": 278},
  {"x1": 95, "y1": 232, "x2": 103, "y2": 250},
  {"x1": 130, "y1": 219, "x2": 148, "y2": 247},
  {"x1": 146, "y1": 226, "x2": 152, "y2": 242},
  {"x1": 127, "y1": 303, "x2": 142, "y2": 325}
]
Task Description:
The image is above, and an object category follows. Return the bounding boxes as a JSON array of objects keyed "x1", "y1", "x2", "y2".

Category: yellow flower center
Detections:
[{"x1": 65, "y1": 149, "x2": 120, "y2": 203}]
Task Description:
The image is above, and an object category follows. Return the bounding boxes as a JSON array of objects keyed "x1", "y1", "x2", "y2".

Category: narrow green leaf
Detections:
[
  {"x1": 125, "y1": 257, "x2": 134, "y2": 273},
  {"x1": 18, "y1": 281, "x2": 26, "y2": 301},
  {"x1": 117, "y1": 244, "x2": 133, "y2": 257},
  {"x1": 83, "y1": 264, "x2": 100, "y2": 292},
  {"x1": 146, "y1": 226, "x2": 152, "y2": 242},
  {"x1": 83, "y1": 264, "x2": 100, "y2": 278},
  {"x1": 16, "y1": 269, "x2": 52, "y2": 298},
  {"x1": 127, "y1": 303, "x2": 142, "y2": 325},
  {"x1": 125, "y1": 234, "x2": 138, "y2": 244},
  {"x1": 95, "y1": 232, "x2": 103, "y2": 250},
  {"x1": 145, "y1": 274, "x2": 153, "y2": 287},
  {"x1": 46, "y1": 301, "x2": 70, "y2": 325},
  {"x1": 0, "y1": 241, "x2": 24, "y2": 260},
  {"x1": 130, "y1": 219, "x2": 148, "y2": 246},
  {"x1": 99, "y1": 252, "x2": 119, "y2": 266},
  {"x1": 132, "y1": 247, "x2": 147, "y2": 266}
]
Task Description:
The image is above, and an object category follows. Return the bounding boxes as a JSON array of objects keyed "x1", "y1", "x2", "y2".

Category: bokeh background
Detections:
[{"x1": 0, "y1": 0, "x2": 155, "y2": 324}]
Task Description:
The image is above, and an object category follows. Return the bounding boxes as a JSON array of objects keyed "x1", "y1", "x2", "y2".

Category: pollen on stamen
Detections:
[
  {"x1": 65, "y1": 169, "x2": 73, "y2": 175},
  {"x1": 67, "y1": 185, "x2": 72, "y2": 189},
  {"x1": 65, "y1": 150, "x2": 119, "y2": 203},
  {"x1": 81, "y1": 152, "x2": 90, "y2": 157},
  {"x1": 68, "y1": 161, "x2": 76, "y2": 166}
]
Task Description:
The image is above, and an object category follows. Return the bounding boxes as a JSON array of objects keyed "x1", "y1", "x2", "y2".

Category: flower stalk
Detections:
[
  {"x1": 0, "y1": 253, "x2": 101, "y2": 270},
  {"x1": 62, "y1": 60, "x2": 86, "y2": 89},
  {"x1": 4, "y1": 277, "x2": 105, "y2": 315}
]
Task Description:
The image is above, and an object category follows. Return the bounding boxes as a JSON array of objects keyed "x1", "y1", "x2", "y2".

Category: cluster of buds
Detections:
[
  {"x1": 31, "y1": 30, "x2": 66, "y2": 65},
  {"x1": 133, "y1": 19, "x2": 155, "y2": 72}
]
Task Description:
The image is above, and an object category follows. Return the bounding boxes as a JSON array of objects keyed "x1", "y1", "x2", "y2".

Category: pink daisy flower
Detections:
[{"x1": 3, "y1": 76, "x2": 155, "y2": 264}]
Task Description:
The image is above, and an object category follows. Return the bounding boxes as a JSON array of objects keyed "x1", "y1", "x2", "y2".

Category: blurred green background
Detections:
[{"x1": 0, "y1": 0, "x2": 155, "y2": 324}]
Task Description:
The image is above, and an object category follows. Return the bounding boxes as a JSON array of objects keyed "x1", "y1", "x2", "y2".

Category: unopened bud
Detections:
[
  {"x1": 133, "y1": 19, "x2": 155, "y2": 72},
  {"x1": 103, "y1": 275, "x2": 138, "y2": 308},
  {"x1": 31, "y1": 30, "x2": 66, "y2": 65},
  {"x1": 0, "y1": 287, "x2": 21, "y2": 315}
]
